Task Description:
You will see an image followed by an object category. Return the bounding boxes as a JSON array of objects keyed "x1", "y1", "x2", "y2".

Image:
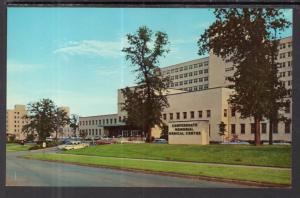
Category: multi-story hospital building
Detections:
[{"x1": 79, "y1": 36, "x2": 292, "y2": 142}]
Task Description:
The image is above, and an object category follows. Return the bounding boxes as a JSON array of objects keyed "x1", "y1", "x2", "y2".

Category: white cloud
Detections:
[{"x1": 54, "y1": 40, "x2": 125, "y2": 58}]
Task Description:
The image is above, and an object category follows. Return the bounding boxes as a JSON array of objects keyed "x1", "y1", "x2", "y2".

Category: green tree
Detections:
[
  {"x1": 52, "y1": 107, "x2": 70, "y2": 140},
  {"x1": 121, "y1": 26, "x2": 170, "y2": 142},
  {"x1": 22, "y1": 99, "x2": 56, "y2": 142},
  {"x1": 218, "y1": 121, "x2": 226, "y2": 137},
  {"x1": 265, "y1": 22, "x2": 291, "y2": 145},
  {"x1": 198, "y1": 8, "x2": 290, "y2": 145},
  {"x1": 79, "y1": 130, "x2": 87, "y2": 139},
  {"x1": 69, "y1": 114, "x2": 79, "y2": 137}
]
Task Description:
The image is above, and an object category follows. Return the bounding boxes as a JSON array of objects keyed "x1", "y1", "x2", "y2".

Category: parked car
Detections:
[
  {"x1": 153, "y1": 138, "x2": 168, "y2": 144},
  {"x1": 221, "y1": 140, "x2": 250, "y2": 145},
  {"x1": 58, "y1": 141, "x2": 89, "y2": 150},
  {"x1": 96, "y1": 138, "x2": 117, "y2": 145},
  {"x1": 263, "y1": 141, "x2": 291, "y2": 145}
]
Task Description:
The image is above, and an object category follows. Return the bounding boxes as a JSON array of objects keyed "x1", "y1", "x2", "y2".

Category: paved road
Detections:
[{"x1": 6, "y1": 148, "x2": 248, "y2": 187}]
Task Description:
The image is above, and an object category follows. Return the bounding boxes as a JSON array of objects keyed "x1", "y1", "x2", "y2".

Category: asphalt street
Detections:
[{"x1": 6, "y1": 148, "x2": 248, "y2": 187}]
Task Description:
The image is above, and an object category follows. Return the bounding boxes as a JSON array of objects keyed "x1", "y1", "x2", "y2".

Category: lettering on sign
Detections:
[{"x1": 169, "y1": 122, "x2": 201, "y2": 135}]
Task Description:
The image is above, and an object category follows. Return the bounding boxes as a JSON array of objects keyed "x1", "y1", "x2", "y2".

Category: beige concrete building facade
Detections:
[
  {"x1": 6, "y1": 105, "x2": 28, "y2": 140},
  {"x1": 160, "y1": 36, "x2": 292, "y2": 142},
  {"x1": 83, "y1": 36, "x2": 292, "y2": 143},
  {"x1": 78, "y1": 114, "x2": 125, "y2": 139}
]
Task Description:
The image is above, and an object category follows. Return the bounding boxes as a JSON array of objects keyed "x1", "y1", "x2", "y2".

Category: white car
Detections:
[
  {"x1": 58, "y1": 141, "x2": 89, "y2": 150},
  {"x1": 221, "y1": 140, "x2": 250, "y2": 145}
]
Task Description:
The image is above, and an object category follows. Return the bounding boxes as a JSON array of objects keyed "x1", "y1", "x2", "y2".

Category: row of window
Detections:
[
  {"x1": 170, "y1": 77, "x2": 209, "y2": 87},
  {"x1": 230, "y1": 122, "x2": 291, "y2": 134},
  {"x1": 279, "y1": 42, "x2": 292, "y2": 49},
  {"x1": 162, "y1": 61, "x2": 209, "y2": 75},
  {"x1": 163, "y1": 110, "x2": 211, "y2": 120},
  {"x1": 225, "y1": 103, "x2": 291, "y2": 118},
  {"x1": 79, "y1": 129, "x2": 102, "y2": 136},
  {"x1": 279, "y1": 71, "x2": 292, "y2": 78},
  {"x1": 168, "y1": 69, "x2": 209, "y2": 80},
  {"x1": 79, "y1": 116, "x2": 125, "y2": 126},
  {"x1": 278, "y1": 61, "x2": 292, "y2": 68},
  {"x1": 278, "y1": 51, "x2": 292, "y2": 59},
  {"x1": 179, "y1": 85, "x2": 209, "y2": 91}
]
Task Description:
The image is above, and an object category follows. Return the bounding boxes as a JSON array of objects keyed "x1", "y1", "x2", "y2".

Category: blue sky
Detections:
[{"x1": 7, "y1": 8, "x2": 292, "y2": 116}]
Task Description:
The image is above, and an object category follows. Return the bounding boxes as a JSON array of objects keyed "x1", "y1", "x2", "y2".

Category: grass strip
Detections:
[
  {"x1": 23, "y1": 153, "x2": 291, "y2": 185},
  {"x1": 63, "y1": 144, "x2": 291, "y2": 168},
  {"x1": 6, "y1": 143, "x2": 33, "y2": 152}
]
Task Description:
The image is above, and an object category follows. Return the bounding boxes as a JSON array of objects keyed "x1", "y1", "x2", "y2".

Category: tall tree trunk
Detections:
[
  {"x1": 254, "y1": 117, "x2": 261, "y2": 146},
  {"x1": 269, "y1": 119, "x2": 273, "y2": 145}
]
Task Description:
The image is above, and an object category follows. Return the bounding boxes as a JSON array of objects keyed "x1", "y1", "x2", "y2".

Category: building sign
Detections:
[{"x1": 168, "y1": 121, "x2": 209, "y2": 145}]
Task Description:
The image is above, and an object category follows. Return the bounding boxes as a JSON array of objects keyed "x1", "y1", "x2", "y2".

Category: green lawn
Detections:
[
  {"x1": 63, "y1": 144, "x2": 291, "y2": 168},
  {"x1": 6, "y1": 143, "x2": 34, "y2": 152},
  {"x1": 23, "y1": 153, "x2": 291, "y2": 185}
]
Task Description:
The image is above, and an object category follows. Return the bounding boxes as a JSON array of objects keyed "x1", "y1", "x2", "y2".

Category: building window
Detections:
[
  {"x1": 207, "y1": 110, "x2": 211, "y2": 118},
  {"x1": 169, "y1": 113, "x2": 173, "y2": 120},
  {"x1": 198, "y1": 111, "x2": 202, "y2": 118},
  {"x1": 231, "y1": 108, "x2": 236, "y2": 117},
  {"x1": 119, "y1": 116, "x2": 121, "y2": 122},
  {"x1": 204, "y1": 77, "x2": 208, "y2": 81},
  {"x1": 199, "y1": 70, "x2": 203, "y2": 74},
  {"x1": 183, "y1": 112, "x2": 187, "y2": 119},
  {"x1": 176, "y1": 112, "x2": 180, "y2": 119},
  {"x1": 224, "y1": 109, "x2": 227, "y2": 117},
  {"x1": 261, "y1": 123, "x2": 267, "y2": 134},
  {"x1": 163, "y1": 114, "x2": 166, "y2": 120},
  {"x1": 251, "y1": 123, "x2": 255, "y2": 134},
  {"x1": 273, "y1": 122, "x2": 278, "y2": 134},
  {"x1": 89, "y1": 121, "x2": 91, "y2": 125},
  {"x1": 190, "y1": 111, "x2": 194, "y2": 119},
  {"x1": 204, "y1": 69, "x2": 208, "y2": 73},
  {"x1": 241, "y1": 124, "x2": 245, "y2": 134},
  {"x1": 285, "y1": 101, "x2": 291, "y2": 113},
  {"x1": 231, "y1": 124, "x2": 236, "y2": 134},
  {"x1": 114, "y1": 118, "x2": 117, "y2": 124},
  {"x1": 204, "y1": 84, "x2": 208, "y2": 89},
  {"x1": 285, "y1": 121, "x2": 291, "y2": 134}
]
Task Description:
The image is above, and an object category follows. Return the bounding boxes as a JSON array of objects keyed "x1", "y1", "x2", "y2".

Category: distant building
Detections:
[
  {"x1": 6, "y1": 105, "x2": 28, "y2": 140},
  {"x1": 6, "y1": 105, "x2": 74, "y2": 140}
]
